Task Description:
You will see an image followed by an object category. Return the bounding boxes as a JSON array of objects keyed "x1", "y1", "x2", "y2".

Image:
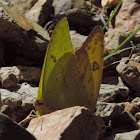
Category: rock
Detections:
[
  {"x1": 135, "y1": 112, "x2": 140, "y2": 119},
  {"x1": 25, "y1": 0, "x2": 53, "y2": 26},
  {"x1": 0, "y1": 0, "x2": 10, "y2": 6},
  {"x1": 99, "y1": 84, "x2": 130, "y2": 102},
  {"x1": 103, "y1": 135, "x2": 116, "y2": 140},
  {"x1": 70, "y1": 30, "x2": 87, "y2": 50},
  {"x1": 0, "y1": 113, "x2": 37, "y2": 140},
  {"x1": 0, "y1": 2, "x2": 50, "y2": 66},
  {"x1": 131, "y1": 97, "x2": 140, "y2": 107},
  {"x1": 136, "y1": 120, "x2": 140, "y2": 128},
  {"x1": 52, "y1": 0, "x2": 103, "y2": 35},
  {"x1": 101, "y1": 0, "x2": 120, "y2": 8},
  {"x1": 116, "y1": 58, "x2": 140, "y2": 91},
  {"x1": 96, "y1": 102, "x2": 138, "y2": 130},
  {"x1": 120, "y1": 102, "x2": 139, "y2": 115},
  {"x1": 2, "y1": 73, "x2": 18, "y2": 88},
  {"x1": 91, "y1": 0, "x2": 102, "y2": 7},
  {"x1": 104, "y1": 0, "x2": 140, "y2": 62},
  {"x1": 0, "y1": 66, "x2": 20, "y2": 80},
  {"x1": 0, "y1": 40, "x2": 5, "y2": 66},
  {"x1": 0, "y1": 66, "x2": 41, "y2": 83},
  {"x1": 17, "y1": 66, "x2": 41, "y2": 83},
  {"x1": 114, "y1": 130, "x2": 140, "y2": 140},
  {"x1": 133, "y1": 92, "x2": 140, "y2": 98},
  {"x1": 96, "y1": 102, "x2": 124, "y2": 124},
  {"x1": 113, "y1": 111, "x2": 138, "y2": 130},
  {"x1": 0, "y1": 94, "x2": 3, "y2": 108},
  {"x1": 0, "y1": 105, "x2": 16, "y2": 121},
  {"x1": 131, "y1": 53, "x2": 140, "y2": 63},
  {"x1": 10, "y1": 0, "x2": 38, "y2": 14},
  {"x1": 27, "y1": 106, "x2": 106, "y2": 140},
  {"x1": 102, "y1": 76, "x2": 119, "y2": 85},
  {"x1": 11, "y1": 57, "x2": 35, "y2": 66},
  {"x1": 0, "y1": 83, "x2": 38, "y2": 122},
  {"x1": 114, "y1": 0, "x2": 140, "y2": 39},
  {"x1": 19, "y1": 114, "x2": 34, "y2": 128}
]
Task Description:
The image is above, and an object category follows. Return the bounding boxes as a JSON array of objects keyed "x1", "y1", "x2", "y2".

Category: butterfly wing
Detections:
[
  {"x1": 36, "y1": 18, "x2": 74, "y2": 115},
  {"x1": 35, "y1": 18, "x2": 104, "y2": 115},
  {"x1": 43, "y1": 26, "x2": 104, "y2": 113},
  {"x1": 75, "y1": 26, "x2": 104, "y2": 111},
  {"x1": 45, "y1": 52, "x2": 89, "y2": 113}
]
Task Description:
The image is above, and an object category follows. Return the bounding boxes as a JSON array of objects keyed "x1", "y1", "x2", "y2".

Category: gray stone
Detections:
[
  {"x1": 0, "y1": 83, "x2": 38, "y2": 122},
  {"x1": 52, "y1": 0, "x2": 103, "y2": 35},
  {"x1": 0, "y1": 66, "x2": 41, "y2": 84},
  {"x1": 25, "y1": 0, "x2": 53, "y2": 26},
  {"x1": 0, "y1": 113, "x2": 37, "y2": 140},
  {"x1": 131, "y1": 97, "x2": 140, "y2": 107},
  {"x1": 120, "y1": 102, "x2": 139, "y2": 115},
  {"x1": 0, "y1": 2, "x2": 50, "y2": 66},
  {"x1": 2, "y1": 73, "x2": 18, "y2": 88},
  {"x1": 101, "y1": 0, "x2": 120, "y2": 8},
  {"x1": 135, "y1": 112, "x2": 140, "y2": 119},
  {"x1": 10, "y1": 0, "x2": 38, "y2": 14},
  {"x1": 104, "y1": 0, "x2": 140, "y2": 64},
  {"x1": 96, "y1": 102, "x2": 138, "y2": 130},
  {"x1": 0, "y1": 105, "x2": 16, "y2": 121},
  {"x1": 70, "y1": 30, "x2": 87, "y2": 50},
  {"x1": 96, "y1": 102, "x2": 124, "y2": 124},
  {"x1": 116, "y1": 58, "x2": 140, "y2": 91},
  {"x1": 27, "y1": 106, "x2": 105, "y2": 140},
  {"x1": 133, "y1": 92, "x2": 140, "y2": 98},
  {"x1": 0, "y1": 40, "x2": 5, "y2": 66},
  {"x1": 99, "y1": 84, "x2": 130, "y2": 102},
  {"x1": 114, "y1": 130, "x2": 140, "y2": 140},
  {"x1": 103, "y1": 135, "x2": 115, "y2": 140},
  {"x1": 102, "y1": 76, "x2": 119, "y2": 85}
]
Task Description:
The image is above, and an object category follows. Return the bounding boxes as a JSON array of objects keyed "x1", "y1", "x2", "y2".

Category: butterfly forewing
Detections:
[
  {"x1": 36, "y1": 18, "x2": 74, "y2": 115},
  {"x1": 75, "y1": 26, "x2": 104, "y2": 110}
]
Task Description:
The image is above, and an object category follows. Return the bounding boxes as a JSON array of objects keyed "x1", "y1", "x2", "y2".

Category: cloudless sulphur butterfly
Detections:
[{"x1": 35, "y1": 18, "x2": 104, "y2": 115}]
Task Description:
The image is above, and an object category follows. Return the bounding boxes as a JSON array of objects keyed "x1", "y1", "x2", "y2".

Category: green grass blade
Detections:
[
  {"x1": 103, "y1": 0, "x2": 123, "y2": 31},
  {"x1": 104, "y1": 26, "x2": 140, "y2": 62},
  {"x1": 104, "y1": 44, "x2": 140, "y2": 60}
]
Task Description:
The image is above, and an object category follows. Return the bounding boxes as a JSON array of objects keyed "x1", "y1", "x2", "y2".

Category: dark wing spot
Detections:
[
  {"x1": 88, "y1": 77, "x2": 92, "y2": 83},
  {"x1": 81, "y1": 74, "x2": 85, "y2": 80},
  {"x1": 94, "y1": 34, "x2": 101, "y2": 45},
  {"x1": 94, "y1": 38, "x2": 98, "y2": 45},
  {"x1": 93, "y1": 62, "x2": 99, "y2": 71},
  {"x1": 51, "y1": 55, "x2": 57, "y2": 63},
  {"x1": 91, "y1": 48, "x2": 95, "y2": 53},
  {"x1": 63, "y1": 76, "x2": 66, "y2": 87},
  {"x1": 87, "y1": 45, "x2": 91, "y2": 51}
]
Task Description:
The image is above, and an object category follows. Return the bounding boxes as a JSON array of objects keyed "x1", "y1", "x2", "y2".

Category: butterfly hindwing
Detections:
[{"x1": 45, "y1": 52, "x2": 89, "y2": 112}]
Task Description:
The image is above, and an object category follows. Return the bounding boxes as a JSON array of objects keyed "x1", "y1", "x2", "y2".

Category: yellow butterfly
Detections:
[{"x1": 35, "y1": 18, "x2": 104, "y2": 115}]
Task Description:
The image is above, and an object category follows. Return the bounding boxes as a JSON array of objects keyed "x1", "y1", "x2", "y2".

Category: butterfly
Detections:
[{"x1": 34, "y1": 17, "x2": 104, "y2": 115}]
